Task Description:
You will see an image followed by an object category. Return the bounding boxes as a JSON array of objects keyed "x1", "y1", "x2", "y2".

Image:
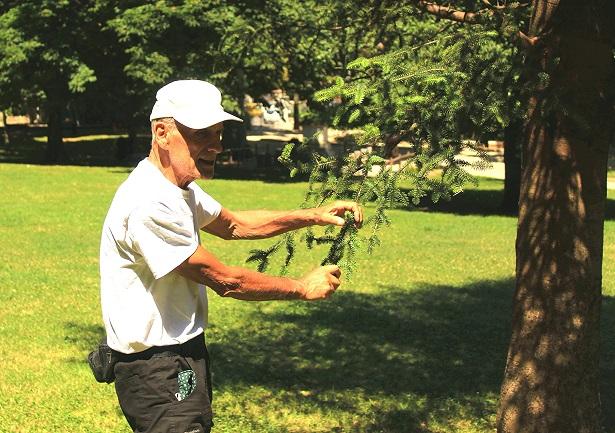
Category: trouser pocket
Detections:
[{"x1": 114, "y1": 353, "x2": 212, "y2": 433}]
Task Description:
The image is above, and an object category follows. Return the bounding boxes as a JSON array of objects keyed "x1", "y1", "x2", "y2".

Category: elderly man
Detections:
[{"x1": 99, "y1": 80, "x2": 362, "y2": 433}]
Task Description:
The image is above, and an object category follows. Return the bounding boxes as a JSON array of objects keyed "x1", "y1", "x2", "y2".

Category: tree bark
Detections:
[
  {"x1": 1, "y1": 111, "x2": 10, "y2": 146},
  {"x1": 45, "y1": 102, "x2": 66, "y2": 164},
  {"x1": 44, "y1": 82, "x2": 68, "y2": 164},
  {"x1": 496, "y1": 2, "x2": 615, "y2": 432},
  {"x1": 293, "y1": 93, "x2": 300, "y2": 131}
]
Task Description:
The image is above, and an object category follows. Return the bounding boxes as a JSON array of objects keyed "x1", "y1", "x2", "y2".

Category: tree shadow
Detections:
[
  {"x1": 214, "y1": 164, "x2": 306, "y2": 183},
  {"x1": 105, "y1": 163, "x2": 306, "y2": 183},
  {"x1": 63, "y1": 321, "x2": 105, "y2": 352},
  {"x1": 601, "y1": 295, "x2": 615, "y2": 432},
  {"x1": 0, "y1": 127, "x2": 308, "y2": 183},
  {"x1": 409, "y1": 183, "x2": 513, "y2": 217},
  {"x1": 204, "y1": 280, "x2": 615, "y2": 431},
  {"x1": 404, "y1": 182, "x2": 615, "y2": 221},
  {"x1": 208, "y1": 279, "x2": 515, "y2": 431},
  {"x1": 0, "y1": 126, "x2": 151, "y2": 167}
]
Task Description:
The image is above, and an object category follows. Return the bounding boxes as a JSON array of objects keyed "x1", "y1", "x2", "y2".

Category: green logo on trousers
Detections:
[{"x1": 176, "y1": 370, "x2": 197, "y2": 401}]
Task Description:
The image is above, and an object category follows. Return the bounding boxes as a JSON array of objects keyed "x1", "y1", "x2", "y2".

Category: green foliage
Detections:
[
  {"x1": 247, "y1": 0, "x2": 532, "y2": 274},
  {"x1": 0, "y1": 0, "x2": 529, "y2": 156},
  {"x1": 246, "y1": 24, "x2": 526, "y2": 275},
  {"x1": 319, "y1": 213, "x2": 360, "y2": 275}
]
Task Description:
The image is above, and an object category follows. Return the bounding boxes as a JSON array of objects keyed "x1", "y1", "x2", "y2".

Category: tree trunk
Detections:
[
  {"x1": 45, "y1": 104, "x2": 66, "y2": 164},
  {"x1": 496, "y1": 2, "x2": 615, "y2": 432},
  {"x1": 501, "y1": 118, "x2": 522, "y2": 214},
  {"x1": 293, "y1": 93, "x2": 300, "y2": 131},
  {"x1": 1, "y1": 111, "x2": 10, "y2": 147}
]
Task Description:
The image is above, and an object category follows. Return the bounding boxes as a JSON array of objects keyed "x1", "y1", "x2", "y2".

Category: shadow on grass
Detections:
[
  {"x1": 410, "y1": 183, "x2": 510, "y2": 217},
  {"x1": 1, "y1": 127, "x2": 306, "y2": 183},
  {"x1": 205, "y1": 280, "x2": 615, "y2": 432},
  {"x1": 0, "y1": 127, "x2": 151, "y2": 167},
  {"x1": 63, "y1": 278, "x2": 615, "y2": 432},
  {"x1": 0, "y1": 125, "x2": 342, "y2": 185},
  {"x1": 601, "y1": 295, "x2": 615, "y2": 432},
  {"x1": 208, "y1": 279, "x2": 515, "y2": 431},
  {"x1": 64, "y1": 322, "x2": 105, "y2": 352},
  {"x1": 408, "y1": 182, "x2": 615, "y2": 221}
]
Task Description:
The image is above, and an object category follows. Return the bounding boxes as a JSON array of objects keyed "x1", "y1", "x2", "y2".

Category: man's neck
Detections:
[{"x1": 147, "y1": 150, "x2": 181, "y2": 188}]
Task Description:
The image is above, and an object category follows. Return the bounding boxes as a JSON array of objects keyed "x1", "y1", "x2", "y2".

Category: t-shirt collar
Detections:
[{"x1": 140, "y1": 158, "x2": 192, "y2": 199}]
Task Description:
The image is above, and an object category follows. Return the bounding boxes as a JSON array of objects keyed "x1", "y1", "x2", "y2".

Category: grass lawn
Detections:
[{"x1": 1, "y1": 162, "x2": 615, "y2": 432}]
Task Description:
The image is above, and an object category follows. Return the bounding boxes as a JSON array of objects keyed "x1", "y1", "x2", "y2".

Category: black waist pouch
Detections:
[{"x1": 88, "y1": 341, "x2": 117, "y2": 383}]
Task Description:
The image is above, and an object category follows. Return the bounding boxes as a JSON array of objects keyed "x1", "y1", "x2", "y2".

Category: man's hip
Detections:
[{"x1": 113, "y1": 333, "x2": 213, "y2": 433}]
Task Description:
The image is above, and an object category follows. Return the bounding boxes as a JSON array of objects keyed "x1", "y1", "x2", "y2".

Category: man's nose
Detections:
[{"x1": 209, "y1": 137, "x2": 223, "y2": 154}]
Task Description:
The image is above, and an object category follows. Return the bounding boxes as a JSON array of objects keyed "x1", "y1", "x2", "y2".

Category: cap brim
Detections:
[{"x1": 174, "y1": 110, "x2": 242, "y2": 130}]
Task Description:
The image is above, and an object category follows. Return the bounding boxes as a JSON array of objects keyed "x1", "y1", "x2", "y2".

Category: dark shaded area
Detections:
[
  {"x1": 64, "y1": 321, "x2": 105, "y2": 351},
  {"x1": 4, "y1": 127, "x2": 615, "y2": 202},
  {"x1": 211, "y1": 280, "x2": 513, "y2": 394},
  {"x1": 0, "y1": 126, "x2": 151, "y2": 167},
  {"x1": 207, "y1": 280, "x2": 514, "y2": 431},
  {"x1": 0, "y1": 126, "x2": 309, "y2": 183},
  {"x1": 107, "y1": 163, "x2": 305, "y2": 183},
  {"x1": 64, "y1": 280, "x2": 513, "y2": 431},
  {"x1": 411, "y1": 184, "x2": 615, "y2": 221},
  {"x1": 215, "y1": 164, "x2": 305, "y2": 183},
  {"x1": 411, "y1": 184, "x2": 510, "y2": 217},
  {"x1": 601, "y1": 295, "x2": 615, "y2": 432}
]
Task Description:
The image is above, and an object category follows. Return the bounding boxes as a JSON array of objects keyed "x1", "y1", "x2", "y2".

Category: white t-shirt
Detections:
[{"x1": 100, "y1": 158, "x2": 221, "y2": 354}]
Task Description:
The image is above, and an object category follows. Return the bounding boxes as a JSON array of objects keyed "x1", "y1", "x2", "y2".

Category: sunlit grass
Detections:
[{"x1": 1, "y1": 163, "x2": 614, "y2": 432}]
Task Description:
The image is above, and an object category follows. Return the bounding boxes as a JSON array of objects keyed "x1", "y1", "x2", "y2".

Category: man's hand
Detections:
[
  {"x1": 316, "y1": 201, "x2": 363, "y2": 228},
  {"x1": 298, "y1": 265, "x2": 342, "y2": 300}
]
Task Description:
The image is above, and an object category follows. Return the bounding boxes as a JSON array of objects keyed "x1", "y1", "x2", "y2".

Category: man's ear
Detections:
[{"x1": 153, "y1": 121, "x2": 172, "y2": 150}]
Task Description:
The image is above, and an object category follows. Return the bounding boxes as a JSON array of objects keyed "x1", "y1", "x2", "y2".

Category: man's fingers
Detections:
[
  {"x1": 322, "y1": 214, "x2": 345, "y2": 226},
  {"x1": 328, "y1": 274, "x2": 341, "y2": 288},
  {"x1": 323, "y1": 264, "x2": 341, "y2": 278},
  {"x1": 332, "y1": 201, "x2": 363, "y2": 227},
  {"x1": 352, "y1": 203, "x2": 363, "y2": 227},
  {"x1": 300, "y1": 265, "x2": 342, "y2": 300}
]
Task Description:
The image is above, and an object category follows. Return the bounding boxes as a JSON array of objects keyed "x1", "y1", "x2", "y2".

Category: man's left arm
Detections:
[{"x1": 202, "y1": 201, "x2": 363, "y2": 240}]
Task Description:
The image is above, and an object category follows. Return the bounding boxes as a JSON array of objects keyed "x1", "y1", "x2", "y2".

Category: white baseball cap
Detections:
[{"x1": 149, "y1": 80, "x2": 242, "y2": 129}]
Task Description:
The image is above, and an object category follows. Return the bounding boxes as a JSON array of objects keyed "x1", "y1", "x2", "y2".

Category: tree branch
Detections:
[
  {"x1": 415, "y1": 1, "x2": 485, "y2": 24},
  {"x1": 481, "y1": 0, "x2": 506, "y2": 10},
  {"x1": 414, "y1": 1, "x2": 530, "y2": 25}
]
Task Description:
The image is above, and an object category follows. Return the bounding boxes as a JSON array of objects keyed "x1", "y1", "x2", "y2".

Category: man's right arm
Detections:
[{"x1": 175, "y1": 245, "x2": 341, "y2": 301}]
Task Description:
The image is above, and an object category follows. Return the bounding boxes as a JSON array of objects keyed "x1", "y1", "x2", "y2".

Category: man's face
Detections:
[{"x1": 167, "y1": 121, "x2": 224, "y2": 187}]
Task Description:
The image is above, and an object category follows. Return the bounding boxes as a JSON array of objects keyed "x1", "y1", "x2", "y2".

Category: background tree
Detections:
[
  {"x1": 0, "y1": 0, "x2": 116, "y2": 163},
  {"x1": 107, "y1": 0, "x2": 316, "y2": 150},
  {"x1": 1, "y1": 0, "x2": 527, "y2": 171},
  {"x1": 409, "y1": 0, "x2": 531, "y2": 213}
]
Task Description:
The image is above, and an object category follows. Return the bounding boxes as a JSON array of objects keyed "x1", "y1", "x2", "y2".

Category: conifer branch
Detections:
[{"x1": 245, "y1": 31, "x2": 496, "y2": 277}]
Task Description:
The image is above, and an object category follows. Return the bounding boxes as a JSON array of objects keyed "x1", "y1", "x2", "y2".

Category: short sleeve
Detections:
[
  {"x1": 191, "y1": 184, "x2": 222, "y2": 228},
  {"x1": 127, "y1": 201, "x2": 199, "y2": 279}
]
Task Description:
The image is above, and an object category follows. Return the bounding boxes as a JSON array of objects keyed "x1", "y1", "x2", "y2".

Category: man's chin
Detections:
[{"x1": 197, "y1": 161, "x2": 215, "y2": 179}]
